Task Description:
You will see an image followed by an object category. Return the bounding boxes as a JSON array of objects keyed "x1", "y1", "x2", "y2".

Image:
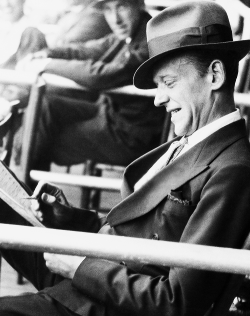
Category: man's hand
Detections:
[
  {"x1": 0, "y1": 97, "x2": 12, "y2": 121},
  {"x1": 17, "y1": 58, "x2": 51, "y2": 73},
  {"x1": 31, "y1": 181, "x2": 73, "y2": 226},
  {"x1": 44, "y1": 253, "x2": 85, "y2": 279},
  {"x1": 16, "y1": 51, "x2": 51, "y2": 73},
  {"x1": 32, "y1": 50, "x2": 49, "y2": 59}
]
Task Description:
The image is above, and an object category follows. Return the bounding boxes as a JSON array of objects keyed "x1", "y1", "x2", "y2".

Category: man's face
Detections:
[
  {"x1": 153, "y1": 55, "x2": 213, "y2": 137},
  {"x1": 0, "y1": 0, "x2": 24, "y2": 23},
  {"x1": 69, "y1": 0, "x2": 88, "y2": 5},
  {"x1": 103, "y1": 0, "x2": 140, "y2": 40}
]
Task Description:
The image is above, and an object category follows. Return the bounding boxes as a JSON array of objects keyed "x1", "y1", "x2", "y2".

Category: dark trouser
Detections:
[
  {"x1": 32, "y1": 92, "x2": 139, "y2": 171},
  {"x1": 0, "y1": 199, "x2": 77, "y2": 316},
  {"x1": 0, "y1": 293, "x2": 78, "y2": 316}
]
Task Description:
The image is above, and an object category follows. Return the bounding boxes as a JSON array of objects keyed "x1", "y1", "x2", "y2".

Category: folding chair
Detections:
[
  {"x1": 204, "y1": 232, "x2": 250, "y2": 316},
  {"x1": 19, "y1": 74, "x2": 46, "y2": 186},
  {"x1": 0, "y1": 100, "x2": 20, "y2": 166},
  {"x1": 24, "y1": 76, "x2": 175, "y2": 211},
  {"x1": 77, "y1": 110, "x2": 174, "y2": 210},
  {"x1": 0, "y1": 100, "x2": 23, "y2": 285}
]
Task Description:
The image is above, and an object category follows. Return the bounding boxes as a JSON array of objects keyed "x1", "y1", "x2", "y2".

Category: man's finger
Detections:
[
  {"x1": 32, "y1": 180, "x2": 47, "y2": 198},
  {"x1": 41, "y1": 193, "x2": 56, "y2": 205}
]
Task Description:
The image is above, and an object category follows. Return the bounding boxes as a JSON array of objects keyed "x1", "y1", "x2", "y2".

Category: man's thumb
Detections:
[{"x1": 42, "y1": 193, "x2": 56, "y2": 205}]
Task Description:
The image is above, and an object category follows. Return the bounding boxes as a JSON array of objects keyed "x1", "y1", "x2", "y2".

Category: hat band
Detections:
[{"x1": 148, "y1": 24, "x2": 233, "y2": 58}]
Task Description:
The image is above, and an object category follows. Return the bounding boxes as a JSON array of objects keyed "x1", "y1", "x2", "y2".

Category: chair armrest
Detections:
[{"x1": 30, "y1": 170, "x2": 122, "y2": 192}]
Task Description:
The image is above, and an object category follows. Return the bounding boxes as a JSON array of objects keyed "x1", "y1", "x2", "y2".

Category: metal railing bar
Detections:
[
  {"x1": 0, "y1": 224, "x2": 250, "y2": 275},
  {"x1": 30, "y1": 170, "x2": 122, "y2": 191},
  {"x1": 0, "y1": 70, "x2": 249, "y2": 107},
  {"x1": 42, "y1": 74, "x2": 250, "y2": 107},
  {"x1": 0, "y1": 69, "x2": 36, "y2": 86}
]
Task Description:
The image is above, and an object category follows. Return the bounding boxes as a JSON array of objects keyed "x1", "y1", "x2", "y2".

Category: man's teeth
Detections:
[{"x1": 171, "y1": 109, "x2": 180, "y2": 115}]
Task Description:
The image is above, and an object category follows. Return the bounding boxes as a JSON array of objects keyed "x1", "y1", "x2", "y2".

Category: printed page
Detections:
[{"x1": 0, "y1": 161, "x2": 45, "y2": 227}]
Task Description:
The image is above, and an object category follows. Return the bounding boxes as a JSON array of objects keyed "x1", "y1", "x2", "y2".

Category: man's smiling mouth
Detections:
[{"x1": 170, "y1": 109, "x2": 181, "y2": 116}]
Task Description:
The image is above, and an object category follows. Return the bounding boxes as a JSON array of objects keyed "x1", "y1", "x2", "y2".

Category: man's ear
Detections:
[{"x1": 208, "y1": 59, "x2": 226, "y2": 90}]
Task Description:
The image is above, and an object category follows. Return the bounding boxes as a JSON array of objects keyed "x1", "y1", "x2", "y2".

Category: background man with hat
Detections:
[
  {"x1": 1, "y1": 1, "x2": 250, "y2": 315},
  {"x1": 15, "y1": 0, "x2": 164, "y2": 171}
]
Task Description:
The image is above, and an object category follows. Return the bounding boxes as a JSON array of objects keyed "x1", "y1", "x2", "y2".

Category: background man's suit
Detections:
[
  {"x1": 1, "y1": 119, "x2": 250, "y2": 316},
  {"x1": 31, "y1": 10, "x2": 165, "y2": 171},
  {"x1": 48, "y1": 4, "x2": 111, "y2": 47}
]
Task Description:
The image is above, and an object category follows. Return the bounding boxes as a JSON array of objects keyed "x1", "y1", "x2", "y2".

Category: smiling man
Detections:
[
  {"x1": 152, "y1": 50, "x2": 237, "y2": 136},
  {"x1": 1, "y1": 1, "x2": 250, "y2": 316}
]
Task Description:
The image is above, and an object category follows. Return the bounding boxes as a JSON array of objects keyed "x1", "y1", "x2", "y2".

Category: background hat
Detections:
[
  {"x1": 94, "y1": 0, "x2": 143, "y2": 10},
  {"x1": 133, "y1": 0, "x2": 250, "y2": 89}
]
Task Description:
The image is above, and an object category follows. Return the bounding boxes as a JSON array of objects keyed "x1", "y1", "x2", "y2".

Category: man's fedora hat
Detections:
[
  {"x1": 133, "y1": 1, "x2": 250, "y2": 89},
  {"x1": 94, "y1": 0, "x2": 142, "y2": 9}
]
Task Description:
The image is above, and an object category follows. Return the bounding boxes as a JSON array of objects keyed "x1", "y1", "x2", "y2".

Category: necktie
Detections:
[
  {"x1": 165, "y1": 137, "x2": 188, "y2": 165},
  {"x1": 134, "y1": 137, "x2": 187, "y2": 191}
]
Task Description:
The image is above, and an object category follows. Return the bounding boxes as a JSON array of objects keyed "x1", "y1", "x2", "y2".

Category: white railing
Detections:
[
  {"x1": 0, "y1": 223, "x2": 249, "y2": 275},
  {"x1": 0, "y1": 69, "x2": 249, "y2": 106},
  {"x1": 30, "y1": 170, "x2": 122, "y2": 191},
  {"x1": 43, "y1": 73, "x2": 250, "y2": 108}
]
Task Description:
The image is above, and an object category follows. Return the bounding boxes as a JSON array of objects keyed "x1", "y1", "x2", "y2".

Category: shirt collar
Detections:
[
  {"x1": 187, "y1": 109, "x2": 241, "y2": 147},
  {"x1": 70, "y1": 4, "x2": 85, "y2": 13}
]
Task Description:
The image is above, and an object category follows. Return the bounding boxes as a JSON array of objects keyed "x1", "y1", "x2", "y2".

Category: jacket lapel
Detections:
[
  {"x1": 108, "y1": 120, "x2": 247, "y2": 226},
  {"x1": 108, "y1": 143, "x2": 208, "y2": 226},
  {"x1": 120, "y1": 137, "x2": 181, "y2": 198}
]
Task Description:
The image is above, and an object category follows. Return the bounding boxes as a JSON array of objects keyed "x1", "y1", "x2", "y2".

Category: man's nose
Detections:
[
  {"x1": 154, "y1": 88, "x2": 170, "y2": 107},
  {"x1": 113, "y1": 9, "x2": 122, "y2": 24}
]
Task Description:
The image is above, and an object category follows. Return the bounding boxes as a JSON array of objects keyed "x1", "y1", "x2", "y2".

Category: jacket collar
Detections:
[{"x1": 107, "y1": 119, "x2": 247, "y2": 226}]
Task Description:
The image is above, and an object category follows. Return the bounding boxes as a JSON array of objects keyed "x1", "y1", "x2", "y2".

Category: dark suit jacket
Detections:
[
  {"x1": 43, "y1": 10, "x2": 165, "y2": 161},
  {"x1": 49, "y1": 5, "x2": 111, "y2": 46},
  {"x1": 1, "y1": 27, "x2": 47, "y2": 69},
  {"x1": 45, "y1": 119, "x2": 250, "y2": 316}
]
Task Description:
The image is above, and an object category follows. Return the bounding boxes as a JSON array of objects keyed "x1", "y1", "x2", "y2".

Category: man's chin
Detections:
[
  {"x1": 114, "y1": 30, "x2": 130, "y2": 40},
  {"x1": 174, "y1": 128, "x2": 185, "y2": 137}
]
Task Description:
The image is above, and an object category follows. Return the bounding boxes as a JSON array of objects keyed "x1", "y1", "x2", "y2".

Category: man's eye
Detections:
[
  {"x1": 104, "y1": 7, "x2": 111, "y2": 13},
  {"x1": 117, "y1": 4, "x2": 127, "y2": 11},
  {"x1": 164, "y1": 81, "x2": 174, "y2": 87}
]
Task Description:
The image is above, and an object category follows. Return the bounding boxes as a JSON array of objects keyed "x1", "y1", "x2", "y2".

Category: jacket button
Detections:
[
  {"x1": 120, "y1": 261, "x2": 127, "y2": 266},
  {"x1": 152, "y1": 233, "x2": 159, "y2": 240}
]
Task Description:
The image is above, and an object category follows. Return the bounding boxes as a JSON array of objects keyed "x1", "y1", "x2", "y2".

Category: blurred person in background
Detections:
[
  {"x1": 0, "y1": 0, "x2": 47, "y2": 145},
  {"x1": 0, "y1": 0, "x2": 47, "y2": 106},
  {"x1": 0, "y1": 0, "x2": 112, "y2": 165},
  {"x1": 17, "y1": 0, "x2": 165, "y2": 173},
  {"x1": 0, "y1": 0, "x2": 46, "y2": 69},
  {"x1": 47, "y1": 0, "x2": 111, "y2": 47},
  {"x1": 0, "y1": 0, "x2": 110, "y2": 105}
]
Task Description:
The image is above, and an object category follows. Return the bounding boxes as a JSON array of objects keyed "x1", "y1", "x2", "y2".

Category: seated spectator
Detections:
[
  {"x1": 0, "y1": 0, "x2": 110, "y2": 104},
  {"x1": 0, "y1": 0, "x2": 46, "y2": 69},
  {"x1": 19, "y1": 0, "x2": 165, "y2": 172},
  {"x1": 0, "y1": 0, "x2": 47, "y2": 106},
  {"x1": 47, "y1": 0, "x2": 111, "y2": 47}
]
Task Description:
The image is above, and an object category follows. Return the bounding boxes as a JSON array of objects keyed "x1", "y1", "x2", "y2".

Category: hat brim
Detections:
[
  {"x1": 94, "y1": 0, "x2": 105, "y2": 9},
  {"x1": 94, "y1": 0, "x2": 135, "y2": 9},
  {"x1": 133, "y1": 40, "x2": 250, "y2": 89}
]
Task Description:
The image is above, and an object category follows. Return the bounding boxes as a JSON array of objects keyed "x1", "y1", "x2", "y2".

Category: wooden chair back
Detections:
[
  {"x1": 205, "y1": 233, "x2": 250, "y2": 316},
  {"x1": 0, "y1": 100, "x2": 20, "y2": 166}
]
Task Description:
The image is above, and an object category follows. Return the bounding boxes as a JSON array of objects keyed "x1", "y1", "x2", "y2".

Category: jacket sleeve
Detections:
[
  {"x1": 49, "y1": 8, "x2": 111, "y2": 47},
  {"x1": 2, "y1": 27, "x2": 47, "y2": 69},
  {"x1": 16, "y1": 27, "x2": 47, "y2": 62},
  {"x1": 55, "y1": 207, "x2": 104, "y2": 233},
  {"x1": 71, "y1": 163, "x2": 250, "y2": 316},
  {"x1": 46, "y1": 36, "x2": 113, "y2": 61},
  {"x1": 44, "y1": 38, "x2": 148, "y2": 89}
]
